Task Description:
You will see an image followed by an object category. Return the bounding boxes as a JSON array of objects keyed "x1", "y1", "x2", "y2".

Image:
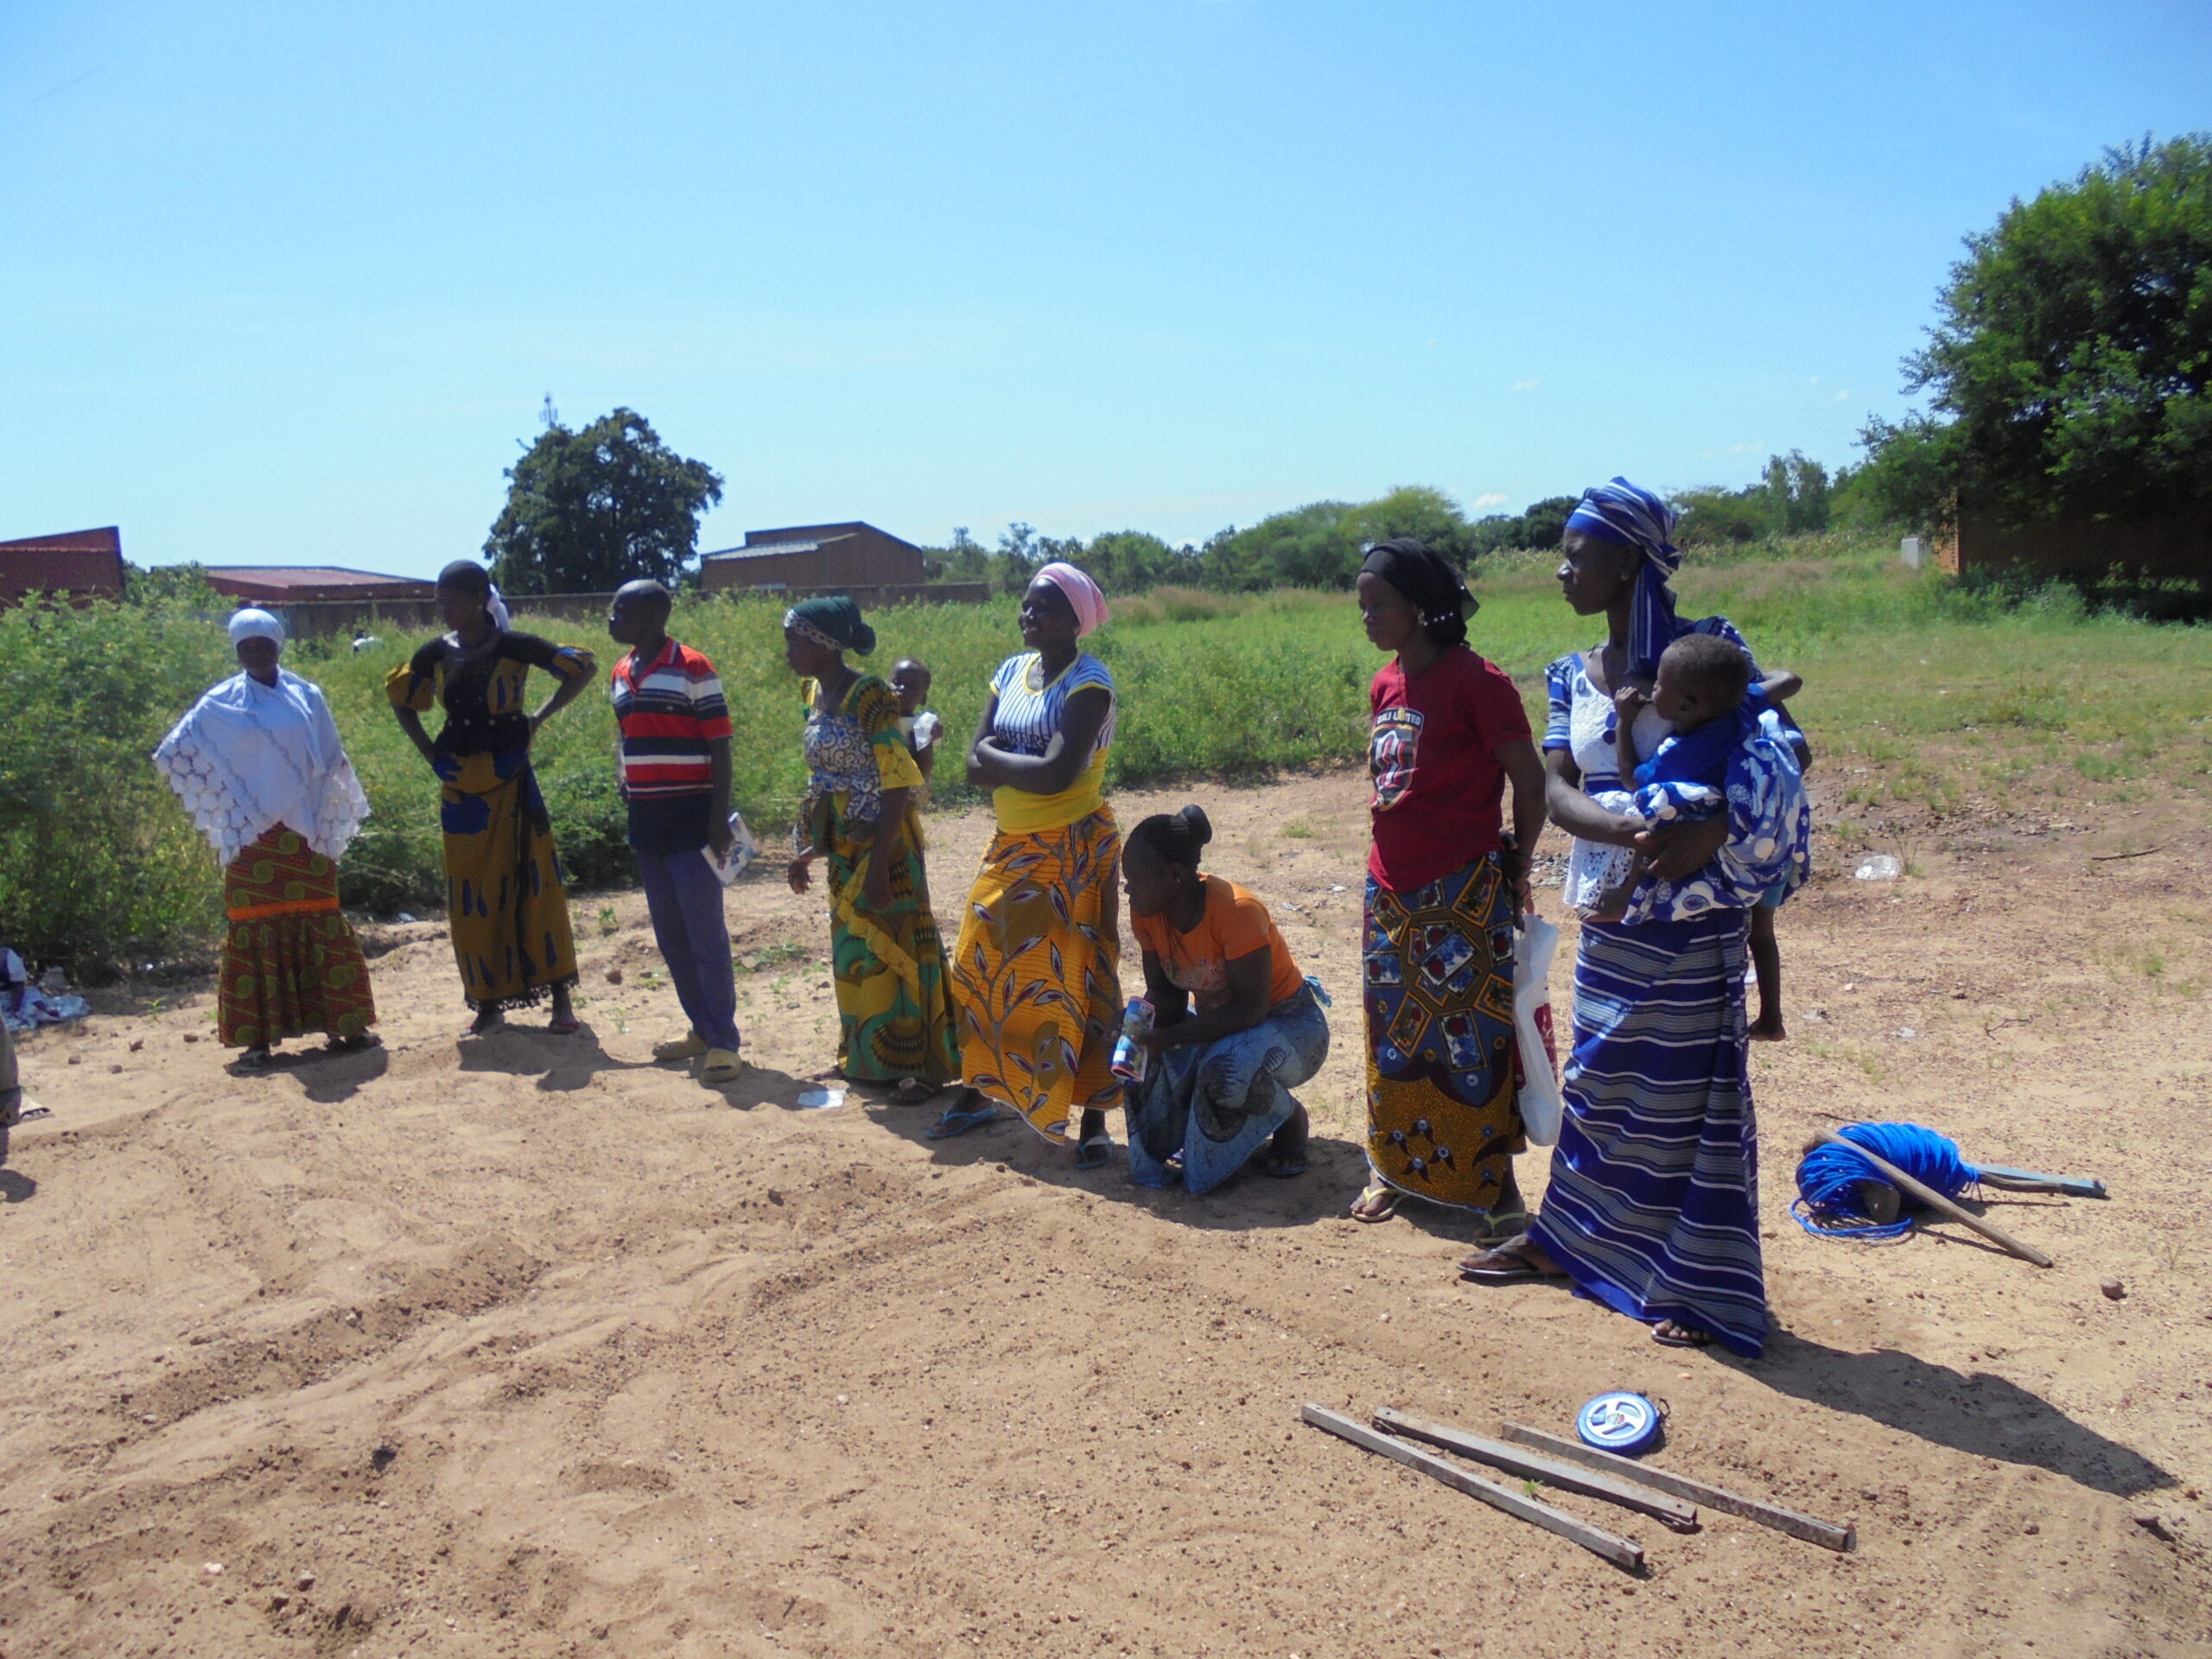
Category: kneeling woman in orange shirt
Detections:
[{"x1": 1122, "y1": 805, "x2": 1329, "y2": 1192}]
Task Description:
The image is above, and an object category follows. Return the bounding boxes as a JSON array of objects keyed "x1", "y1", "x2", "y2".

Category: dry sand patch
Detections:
[{"x1": 3, "y1": 772, "x2": 2209, "y2": 1657}]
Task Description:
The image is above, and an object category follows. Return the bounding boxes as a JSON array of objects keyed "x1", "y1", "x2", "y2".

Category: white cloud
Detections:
[
  {"x1": 1472, "y1": 492, "x2": 1509, "y2": 510},
  {"x1": 1808, "y1": 375, "x2": 1822, "y2": 386},
  {"x1": 1832, "y1": 389, "x2": 1853, "y2": 402},
  {"x1": 1509, "y1": 376, "x2": 1541, "y2": 392}
]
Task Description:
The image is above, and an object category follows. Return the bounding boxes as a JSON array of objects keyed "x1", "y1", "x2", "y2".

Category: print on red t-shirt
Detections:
[{"x1": 1367, "y1": 645, "x2": 1531, "y2": 893}]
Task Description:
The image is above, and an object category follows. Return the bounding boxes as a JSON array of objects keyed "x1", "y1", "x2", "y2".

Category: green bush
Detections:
[{"x1": 10, "y1": 524, "x2": 2208, "y2": 979}]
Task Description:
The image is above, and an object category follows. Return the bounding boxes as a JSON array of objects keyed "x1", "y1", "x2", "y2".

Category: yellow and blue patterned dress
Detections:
[{"x1": 801, "y1": 674, "x2": 961, "y2": 1085}]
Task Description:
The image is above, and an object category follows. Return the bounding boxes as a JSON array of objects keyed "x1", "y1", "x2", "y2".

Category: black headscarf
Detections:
[{"x1": 1359, "y1": 538, "x2": 1477, "y2": 648}]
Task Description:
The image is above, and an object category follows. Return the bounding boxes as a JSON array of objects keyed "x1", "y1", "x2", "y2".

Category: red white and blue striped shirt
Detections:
[{"x1": 610, "y1": 638, "x2": 731, "y2": 799}]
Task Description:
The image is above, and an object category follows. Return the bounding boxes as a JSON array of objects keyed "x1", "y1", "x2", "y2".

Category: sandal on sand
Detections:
[
  {"x1": 1653, "y1": 1320, "x2": 1717, "y2": 1349},
  {"x1": 1349, "y1": 1183, "x2": 1400, "y2": 1224},
  {"x1": 1267, "y1": 1151, "x2": 1307, "y2": 1179},
  {"x1": 233, "y1": 1047, "x2": 274, "y2": 1074},
  {"x1": 1458, "y1": 1236, "x2": 1569, "y2": 1286},
  {"x1": 547, "y1": 1013, "x2": 581, "y2": 1036},
  {"x1": 1074, "y1": 1133, "x2": 1115, "y2": 1172},
  {"x1": 326, "y1": 1033, "x2": 380, "y2": 1055},
  {"x1": 701, "y1": 1048, "x2": 743, "y2": 1085},
  {"x1": 653, "y1": 1031, "x2": 709, "y2": 1063},
  {"x1": 925, "y1": 1103, "x2": 996, "y2": 1140},
  {"x1": 466, "y1": 1011, "x2": 505, "y2": 1039},
  {"x1": 889, "y1": 1077, "x2": 938, "y2": 1107}
]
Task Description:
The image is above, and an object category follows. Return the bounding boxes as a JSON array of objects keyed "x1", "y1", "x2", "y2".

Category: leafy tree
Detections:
[
  {"x1": 485, "y1": 407, "x2": 723, "y2": 594},
  {"x1": 994, "y1": 523, "x2": 1043, "y2": 595},
  {"x1": 1198, "y1": 486, "x2": 1484, "y2": 592},
  {"x1": 1084, "y1": 530, "x2": 1197, "y2": 592},
  {"x1": 1676, "y1": 451, "x2": 1840, "y2": 545},
  {"x1": 123, "y1": 562, "x2": 221, "y2": 606},
  {"x1": 1860, "y1": 134, "x2": 2212, "y2": 525},
  {"x1": 1515, "y1": 495, "x2": 1580, "y2": 552}
]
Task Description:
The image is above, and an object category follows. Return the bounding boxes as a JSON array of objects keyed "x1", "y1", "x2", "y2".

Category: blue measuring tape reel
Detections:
[{"x1": 1575, "y1": 1392, "x2": 1663, "y2": 1456}]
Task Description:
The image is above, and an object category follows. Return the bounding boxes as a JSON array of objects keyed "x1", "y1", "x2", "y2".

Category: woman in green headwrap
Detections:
[{"x1": 783, "y1": 597, "x2": 962, "y2": 1102}]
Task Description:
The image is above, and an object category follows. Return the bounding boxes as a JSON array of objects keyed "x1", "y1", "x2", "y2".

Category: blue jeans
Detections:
[
  {"x1": 635, "y1": 847, "x2": 740, "y2": 1053},
  {"x1": 1125, "y1": 981, "x2": 1330, "y2": 1194}
]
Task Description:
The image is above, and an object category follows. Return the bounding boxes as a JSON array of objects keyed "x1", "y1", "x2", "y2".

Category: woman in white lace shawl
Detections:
[{"x1": 154, "y1": 609, "x2": 379, "y2": 1071}]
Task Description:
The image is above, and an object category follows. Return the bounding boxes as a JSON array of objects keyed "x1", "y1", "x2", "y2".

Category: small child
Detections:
[
  {"x1": 1589, "y1": 632, "x2": 1752, "y2": 918},
  {"x1": 1592, "y1": 634, "x2": 1807, "y2": 1039},
  {"x1": 890, "y1": 658, "x2": 944, "y2": 805}
]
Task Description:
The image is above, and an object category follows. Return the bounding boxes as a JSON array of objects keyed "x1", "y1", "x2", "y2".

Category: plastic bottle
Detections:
[{"x1": 1109, "y1": 996, "x2": 1154, "y2": 1084}]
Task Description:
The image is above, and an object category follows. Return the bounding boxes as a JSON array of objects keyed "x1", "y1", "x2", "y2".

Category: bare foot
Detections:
[
  {"x1": 1653, "y1": 1319, "x2": 1716, "y2": 1348},
  {"x1": 1749, "y1": 1013, "x2": 1787, "y2": 1042},
  {"x1": 467, "y1": 1007, "x2": 505, "y2": 1037}
]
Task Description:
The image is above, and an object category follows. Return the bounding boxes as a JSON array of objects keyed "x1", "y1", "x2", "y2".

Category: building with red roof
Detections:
[
  {"x1": 202, "y1": 566, "x2": 435, "y2": 604},
  {"x1": 0, "y1": 527, "x2": 124, "y2": 607}
]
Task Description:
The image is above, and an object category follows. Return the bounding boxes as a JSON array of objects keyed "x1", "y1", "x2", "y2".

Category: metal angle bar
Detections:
[
  {"x1": 1300, "y1": 1404, "x2": 1644, "y2": 1571},
  {"x1": 1497, "y1": 1421, "x2": 1856, "y2": 1554},
  {"x1": 1373, "y1": 1406, "x2": 1698, "y2": 1532}
]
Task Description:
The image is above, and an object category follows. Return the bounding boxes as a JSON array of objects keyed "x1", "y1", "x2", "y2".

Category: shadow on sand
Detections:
[
  {"x1": 456, "y1": 1023, "x2": 652, "y2": 1092},
  {"x1": 1726, "y1": 1330, "x2": 2177, "y2": 1498}
]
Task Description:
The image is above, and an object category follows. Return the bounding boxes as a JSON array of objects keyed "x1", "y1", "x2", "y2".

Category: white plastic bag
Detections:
[
  {"x1": 1513, "y1": 914, "x2": 1564, "y2": 1146},
  {"x1": 705, "y1": 810, "x2": 762, "y2": 887}
]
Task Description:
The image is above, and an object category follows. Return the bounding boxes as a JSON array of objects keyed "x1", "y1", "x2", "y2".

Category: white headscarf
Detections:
[
  {"x1": 227, "y1": 607, "x2": 285, "y2": 645},
  {"x1": 153, "y1": 639, "x2": 371, "y2": 867}
]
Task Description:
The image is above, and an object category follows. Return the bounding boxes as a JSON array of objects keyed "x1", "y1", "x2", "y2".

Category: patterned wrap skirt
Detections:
[
  {"x1": 436, "y1": 748, "x2": 579, "y2": 1013},
  {"x1": 1362, "y1": 851, "x2": 1527, "y2": 1214},
  {"x1": 951, "y1": 806, "x2": 1123, "y2": 1141},
  {"x1": 823, "y1": 806, "x2": 962, "y2": 1086},
  {"x1": 218, "y1": 823, "x2": 377, "y2": 1047},
  {"x1": 1530, "y1": 912, "x2": 1768, "y2": 1358},
  {"x1": 1127, "y1": 980, "x2": 1330, "y2": 1194}
]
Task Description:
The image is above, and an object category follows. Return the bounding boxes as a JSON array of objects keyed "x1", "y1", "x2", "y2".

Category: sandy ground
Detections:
[{"x1": 3, "y1": 771, "x2": 2210, "y2": 1659}]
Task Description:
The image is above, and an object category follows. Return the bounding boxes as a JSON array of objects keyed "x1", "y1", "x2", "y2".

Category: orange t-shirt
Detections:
[{"x1": 1129, "y1": 876, "x2": 1305, "y2": 1013}]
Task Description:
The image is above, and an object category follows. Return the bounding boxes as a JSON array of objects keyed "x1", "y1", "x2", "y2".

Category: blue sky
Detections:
[{"x1": 4, "y1": 2, "x2": 2207, "y2": 575}]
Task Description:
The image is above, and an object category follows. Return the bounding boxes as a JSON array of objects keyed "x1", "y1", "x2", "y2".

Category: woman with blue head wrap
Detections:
[
  {"x1": 1561, "y1": 478, "x2": 1682, "y2": 677},
  {"x1": 1455, "y1": 474, "x2": 1811, "y2": 1358}
]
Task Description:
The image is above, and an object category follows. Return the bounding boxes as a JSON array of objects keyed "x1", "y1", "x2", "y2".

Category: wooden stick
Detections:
[
  {"x1": 1373, "y1": 1407, "x2": 1698, "y2": 1532},
  {"x1": 1817, "y1": 1129, "x2": 2054, "y2": 1267},
  {"x1": 1301, "y1": 1405, "x2": 1643, "y2": 1571},
  {"x1": 1498, "y1": 1422, "x2": 1856, "y2": 1554}
]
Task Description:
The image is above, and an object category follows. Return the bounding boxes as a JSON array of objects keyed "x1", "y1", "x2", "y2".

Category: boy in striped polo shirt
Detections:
[{"x1": 608, "y1": 581, "x2": 741, "y2": 1084}]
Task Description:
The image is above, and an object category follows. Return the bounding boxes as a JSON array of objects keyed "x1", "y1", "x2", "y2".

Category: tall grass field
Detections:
[{"x1": 3, "y1": 529, "x2": 2207, "y2": 975}]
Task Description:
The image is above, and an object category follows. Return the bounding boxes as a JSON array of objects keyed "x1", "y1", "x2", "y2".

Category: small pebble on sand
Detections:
[{"x1": 2101, "y1": 1279, "x2": 2126, "y2": 1301}]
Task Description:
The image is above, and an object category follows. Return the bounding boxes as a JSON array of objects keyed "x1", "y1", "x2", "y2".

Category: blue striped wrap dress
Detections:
[{"x1": 1531, "y1": 624, "x2": 1810, "y2": 1357}]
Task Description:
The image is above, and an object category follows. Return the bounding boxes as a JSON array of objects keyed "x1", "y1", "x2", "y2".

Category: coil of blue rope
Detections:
[{"x1": 1792, "y1": 1122, "x2": 1980, "y2": 1242}]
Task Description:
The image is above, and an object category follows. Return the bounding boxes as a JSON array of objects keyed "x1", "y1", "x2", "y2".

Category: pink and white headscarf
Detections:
[{"x1": 1034, "y1": 562, "x2": 1109, "y2": 638}]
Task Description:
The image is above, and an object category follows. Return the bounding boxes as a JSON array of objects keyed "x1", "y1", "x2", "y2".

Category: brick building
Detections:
[
  {"x1": 0, "y1": 526, "x2": 124, "y2": 607},
  {"x1": 1936, "y1": 502, "x2": 2211, "y2": 615},
  {"x1": 203, "y1": 566, "x2": 436, "y2": 604},
  {"x1": 700, "y1": 522, "x2": 925, "y2": 595}
]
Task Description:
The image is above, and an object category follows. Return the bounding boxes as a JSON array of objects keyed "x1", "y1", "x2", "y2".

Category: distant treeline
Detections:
[{"x1": 922, "y1": 458, "x2": 1891, "y2": 595}]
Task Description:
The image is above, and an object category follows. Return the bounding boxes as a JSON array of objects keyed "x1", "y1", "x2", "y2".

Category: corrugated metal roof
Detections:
[
  {"x1": 0, "y1": 526, "x2": 122, "y2": 556},
  {"x1": 704, "y1": 541, "x2": 822, "y2": 562},
  {"x1": 203, "y1": 565, "x2": 427, "y2": 588}
]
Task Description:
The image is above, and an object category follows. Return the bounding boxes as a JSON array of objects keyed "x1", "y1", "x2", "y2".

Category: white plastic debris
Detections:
[{"x1": 1853, "y1": 855, "x2": 1902, "y2": 881}]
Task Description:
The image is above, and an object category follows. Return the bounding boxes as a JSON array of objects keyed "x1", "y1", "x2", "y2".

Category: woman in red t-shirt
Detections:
[{"x1": 1350, "y1": 539, "x2": 1547, "y2": 1226}]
